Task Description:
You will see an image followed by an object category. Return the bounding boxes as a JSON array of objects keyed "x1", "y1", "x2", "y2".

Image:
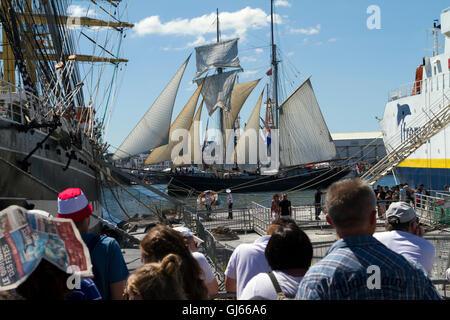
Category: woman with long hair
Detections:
[{"x1": 140, "y1": 224, "x2": 208, "y2": 300}]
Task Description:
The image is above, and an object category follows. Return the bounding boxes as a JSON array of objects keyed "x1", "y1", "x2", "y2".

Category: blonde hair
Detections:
[
  {"x1": 140, "y1": 225, "x2": 208, "y2": 300},
  {"x1": 125, "y1": 254, "x2": 187, "y2": 300}
]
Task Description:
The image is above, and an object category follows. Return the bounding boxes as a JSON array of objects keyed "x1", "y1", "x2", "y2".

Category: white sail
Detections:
[
  {"x1": 144, "y1": 82, "x2": 203, "y2": 165},
  {"x1": 187, "y1": 100, "x2": 204, "y2": 165},
  {"x1": 233, "y1": 90, "x2": 264, "y2": 165},
  {"x1": 112, "y1": 56, "x2": 190, "y2": 160},
  {"x1": 223, "y1": 79, "x2": 260, "y2": 131},
  {"x1": 279, "y1": 78, "x2": 336, "y2": 167},
  {"x1": 197, "y1": 70, "x2": 238, "y2": 115},
  {"x1": 195, "y1": 39, "x2": 241, "y2": 78}
]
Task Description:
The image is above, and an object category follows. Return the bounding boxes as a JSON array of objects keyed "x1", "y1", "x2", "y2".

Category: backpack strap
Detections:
[
  {"x1": 268, "y1": 272, "x2": 283, "y2": 294},
  {"x1": 268, "y1": 272, "x2": 296, "y2": 300}
]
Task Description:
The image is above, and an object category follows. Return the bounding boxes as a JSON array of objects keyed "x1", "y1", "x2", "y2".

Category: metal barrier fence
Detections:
[{"x1": 196, "y1": 208, "x2": 253, "y2": 233}]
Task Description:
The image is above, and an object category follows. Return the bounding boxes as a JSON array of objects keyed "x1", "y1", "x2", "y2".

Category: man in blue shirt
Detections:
[
  {"x1": 296, "y1": 178, "x2": 441, "y2": 300},
  {"x1": 57, "y1": 188, "x2": 129, "y2": 300}
]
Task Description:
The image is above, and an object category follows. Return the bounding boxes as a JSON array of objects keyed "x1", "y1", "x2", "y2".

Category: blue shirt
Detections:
[
  {"x1": 67, "y1": 279, "x2": 102, "y2": 300},
  {"x1": 296, "y1": 235, "x2": 441, "y2": 300},
  {"x1": 82, "y1": 234, "x2": 129, "y2": 300}
]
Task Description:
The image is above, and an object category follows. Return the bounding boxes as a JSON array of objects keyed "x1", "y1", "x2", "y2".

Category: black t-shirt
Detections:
[
  {"x1": 314, "y1": 191, "x2": 322, "y2": 204},
  {"x1": 279, "y1": 199, "x2": 291, "y2": 216}
]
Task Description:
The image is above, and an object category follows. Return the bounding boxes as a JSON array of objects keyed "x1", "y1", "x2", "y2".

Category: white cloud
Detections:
[
  {"x1": 133, "y1": 7, "x2": 283, "y2": 43},
  {"x1": 328, "y1": 37, "x2": 338, "y2": 42},
  {"x1": 287, "y1": 51, "x2": 294, "y2": 56},
  {"x1": 241, "y1": 56, "x2": 258, "y2": 63},
  {"x1": 67, "y1": 5, "x2": 96, "y2": 17},
  {"x1": 255, "y1": 48, "x2": 264, "y2": 54},
  {"x1": 241, "y1": 70, "x2": 259, "y2": 79},
  {"x1": 290, "y1": 24, "x2": 321, "y2": 35},
  {"x1": 275, "y1": 0, "x2": 292, "y2": 7},
  {"x1": 187, "y1": 36, "x2": 208, "y2": 47}
]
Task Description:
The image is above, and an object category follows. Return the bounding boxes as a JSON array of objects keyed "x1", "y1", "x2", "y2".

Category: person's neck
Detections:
[
  {"x1": 336, "y1": 229, "x2": 373, "y2": 240},
  {"x1": 280, "y1": 268, "x2": 307, "y2": 277}
]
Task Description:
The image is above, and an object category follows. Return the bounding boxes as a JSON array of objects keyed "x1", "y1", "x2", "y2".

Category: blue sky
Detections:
[{"x1": 74, "y1": 0, "x2": 449, "y2": 152}]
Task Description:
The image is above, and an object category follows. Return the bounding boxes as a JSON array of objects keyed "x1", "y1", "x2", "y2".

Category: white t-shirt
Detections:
[
  {"x1": 224, "y1": 235, "x2": 271, "y2": 299},
  {"x1": 192, "y1": 251, "x2": 216, "y2": 283},
  {"x1": 374, "y1": 230, "x2": 435, "y2": 275},
  {"x1": 239, "y1": 271, "x2": 303, "y2": 300}
]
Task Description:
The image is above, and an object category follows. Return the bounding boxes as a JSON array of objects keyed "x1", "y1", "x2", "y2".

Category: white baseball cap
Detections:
[
  {"x1": 173, "y1": 226, "x2": 204, "y2": 245},
  {"x1": 386, "y1": 202, "x2": 417, "y2": 223}
]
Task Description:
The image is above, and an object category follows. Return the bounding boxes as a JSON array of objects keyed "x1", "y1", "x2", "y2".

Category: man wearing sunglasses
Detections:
[{"x1": 374, "y1": 201, "x2": 435, "y2": 275}]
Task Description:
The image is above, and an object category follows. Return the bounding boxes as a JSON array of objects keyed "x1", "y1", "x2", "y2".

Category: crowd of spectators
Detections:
[{"x1": 1, "y1": 178, "x2": 449, "y2": 301}]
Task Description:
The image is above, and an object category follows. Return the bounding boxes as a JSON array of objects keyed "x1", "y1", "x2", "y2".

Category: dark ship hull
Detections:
[
  {"x1": 167, "y1": 166, "x2": 352, "y2": 195},
  {"x1": 0, "y1": 117, "x2": 101, "y2": 209}
]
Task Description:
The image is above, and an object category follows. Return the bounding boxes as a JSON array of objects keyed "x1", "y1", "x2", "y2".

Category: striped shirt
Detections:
[{"x1": 296, "y1": 235, "x2": 441, "y2": 300}]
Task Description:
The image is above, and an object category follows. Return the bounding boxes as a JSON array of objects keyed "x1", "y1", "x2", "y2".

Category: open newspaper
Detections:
[{"x1": 0, "y1": 205, "x2": 93, "y2": 291}]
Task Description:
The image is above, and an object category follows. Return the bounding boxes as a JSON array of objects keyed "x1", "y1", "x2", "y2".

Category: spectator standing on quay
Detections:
[
  {"x1": 279, "y1": 194, "x2": 292, "y2": 220},
  {"x1": 270, "y1": 194, "x2": 281, "y2": 221},
  {"x1": 240, "y1": 222, "x2": 313, "y2": 300},
  {"x1": 376, "y1": 185, "x2": 386, "y2": 219},
  {"x1": 205, "y1": 191, "x2": 213, "y2": 219},
  {"x1": 173, "y1": 226, "x2": 219, "y2": 297},
  {"x1": 225, "y1": 220, "x2": 286, "y2": 299},
  {"x1": 57, "y1": 188, "x2": 129, "y2": 300},
  {"x1": 140, "y1": 225, "x2": 208, "y2": 300},
  {"x1": 373, "y1": 202, "x2": 435, "y2": 275},
  {"x1": 399, "y1": 184, "x2": 407, "y2": 202},
  {"x1": 314, "y1": 187, "x2": 324, "y2": 221},
  {"x1": 296, "y1": 178, "x2": 441, "y2": 300},
  {"x1": 226, "y1": 189, "x2": 233, "y2": 219},
  {"x1": 123, "y1": 254, "x2": 187, "y2": 300}
]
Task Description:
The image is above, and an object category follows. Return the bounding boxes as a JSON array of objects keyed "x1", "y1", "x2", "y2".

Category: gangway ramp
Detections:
[{"x1": 361, "y1": 99, "x2": 450, "y2": 186}]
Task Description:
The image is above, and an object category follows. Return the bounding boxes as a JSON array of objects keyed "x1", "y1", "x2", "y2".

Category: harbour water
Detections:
[{"x1": 102, "y1": 174, "x2": 397, "y2": 222}]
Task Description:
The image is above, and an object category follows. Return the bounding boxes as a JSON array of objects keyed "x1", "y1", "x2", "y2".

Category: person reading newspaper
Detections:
[{"x1": 0, "y1": 205, "x2": 97, "y2": 300}]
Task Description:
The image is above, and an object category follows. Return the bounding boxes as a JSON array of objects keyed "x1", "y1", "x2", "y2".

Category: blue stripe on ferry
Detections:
[{"x1": 394, "y1": 167, "x2": 449, "y2": 191}]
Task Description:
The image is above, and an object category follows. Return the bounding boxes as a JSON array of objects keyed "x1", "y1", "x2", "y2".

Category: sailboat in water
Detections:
[{"x1": 113, "y1": 2, "x2": 351, "y2": 195}]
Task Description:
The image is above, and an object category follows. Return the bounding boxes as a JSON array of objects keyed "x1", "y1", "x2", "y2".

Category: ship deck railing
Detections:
[{"x1": 388, "y1": 71, "x2": 450, "y2": 102}]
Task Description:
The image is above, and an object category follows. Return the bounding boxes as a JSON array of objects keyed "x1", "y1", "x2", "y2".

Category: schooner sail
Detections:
[
  {"x1": 144, "y1": 82, "x2": 204, "y2": 165},
  {"x1": 233, "y1": 90, "x2": 265, "y2": 166},
  {"x1": 112, "y1": 56, "x2": 191, "y2": 160},
  {"x1": 279, "y1": 78, "x2": 336, "y2": 167},
  {"x1": 195, "y1": 38, "x2": 241, "y2": 79}
]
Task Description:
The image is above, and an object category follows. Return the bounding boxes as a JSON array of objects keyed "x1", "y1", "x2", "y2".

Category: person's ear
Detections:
[{"x1": 325, "y1": 214, "x2": 334, "y2": 227}]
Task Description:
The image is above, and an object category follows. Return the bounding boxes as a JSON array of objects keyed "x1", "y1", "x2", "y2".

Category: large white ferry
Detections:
[{"x1": 380, "y1": 8, "x2": 450, "y2": 190}]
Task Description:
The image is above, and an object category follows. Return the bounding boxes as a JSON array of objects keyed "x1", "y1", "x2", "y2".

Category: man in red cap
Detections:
[{"x1": 58, "y1": 188, "x2": 129, "y2": 300}]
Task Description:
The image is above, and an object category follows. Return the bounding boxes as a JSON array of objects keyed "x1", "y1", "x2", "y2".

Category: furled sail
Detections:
[
  {"x1": 195, "y1": 39, "x2": 241, "y2": 78},
  {"x1": 196, "y1": 70, "x2": 238, "y2": 115},
  {"x1": 233, "y1": 90, "x2": 264, "y2": 165},
  {"x1": 144, "y1": 82, "x2": 203, "y2": 165},
  {"x1": 279, "y1": 78, "x2": 336, "y2": 167},
  {"x1": 223, "y1": 79, "x2": 261, "y2": 131},
  {"x1": 112, "y1": 56, "x2": 190, "y2": 160}
]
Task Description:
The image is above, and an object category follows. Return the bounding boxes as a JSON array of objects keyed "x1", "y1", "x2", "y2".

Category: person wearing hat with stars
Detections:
[{"x1": 57, "y1": 188, "x2": 129, "y2": 300}]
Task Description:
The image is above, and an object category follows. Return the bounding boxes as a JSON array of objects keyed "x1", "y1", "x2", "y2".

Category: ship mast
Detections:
[
  {"x1": 271, "y1": 0, "x2": 279, "y2": 129},
  {"x1": 216, "y1": 8, "x2": 225, "y2": 168}
]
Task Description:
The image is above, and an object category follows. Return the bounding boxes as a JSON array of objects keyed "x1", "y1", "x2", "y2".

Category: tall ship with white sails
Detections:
[
  {"x1": 113, "y1": 1, "x2": 351, "y2": 195},
  {"x1": 0, "y1": 0, "x2": 132, "y2": 212},
  {"x1": 379, "y1": 8, "x2": 450, "y2": 190}
]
